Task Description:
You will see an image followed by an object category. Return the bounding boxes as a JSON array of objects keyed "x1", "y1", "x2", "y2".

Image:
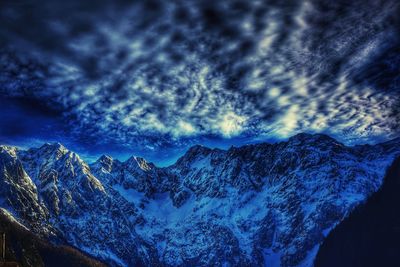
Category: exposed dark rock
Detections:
[
  {"x1": 0, "y1": 134, "x2": 399, "y2": 266},
  {"x1": 0, "y1": 208, "x2": 106, "y2": 267},
  {"x1": 315, "y1": 156, "x2": 400, "y2": 267}
]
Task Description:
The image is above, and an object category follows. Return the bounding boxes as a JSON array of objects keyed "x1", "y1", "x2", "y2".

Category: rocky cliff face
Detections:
[
  {"x1": 0, "y1": 144, "x2": 159, "y2": 266},
  {"x1": 0, "y1": 133, "x2": 399, "y2": 267},
  {"x1": 0, "y1": 208, "x2": 106, "y2": 267},
  {"x1": 314, "y1": 156, "x2": 400, "y2": 267}
]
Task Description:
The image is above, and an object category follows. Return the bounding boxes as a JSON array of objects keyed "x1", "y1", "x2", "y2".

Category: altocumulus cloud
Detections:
[{"x1": 0, "y1": 0, "x2": 399, "y2": 155}]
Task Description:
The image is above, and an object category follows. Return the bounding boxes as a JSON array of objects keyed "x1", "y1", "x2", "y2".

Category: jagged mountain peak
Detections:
[
  {"x1": 174, "y1": 144, "x2": 225, "y2": 167},
  {"x1": 28, "y1": 142, "x2": 91, "y2": 166},
  {"x1": 172, "y1": 133, "x2": 346, "y2": 172},
  {"x1": 39, "y1": 142, "x2": 68, "y2": 153},
  {"x1": 19, "y1": 142, "x2": 73, "y2": 165},
  {"x1": 125, "y1": 156, "x2": 154, "y2": 171},
  {"x1": 0, "y1": 145, "x2": 18, "y2": 158},
  {"x1": 92, "y1": 154, "x2": 120, "y2": 175},
  {"x1": 187, "y1": 144, "x2": 212, "y2": 153},
  {"x1": 98, "y1": 154, "x2": 113, "y2": 162},
  {"x1": 1, "y1": 134, "x2": 400, "y2": 267},
  {"x1": 96, "y1": 154, "x2": 114, "y2": 165},
  {"x1": 15, "y1": 142, "x2": 105, "y2": 195},
  {"x1": 177, "y1": 133, "x2": 342, "y2": 162}
]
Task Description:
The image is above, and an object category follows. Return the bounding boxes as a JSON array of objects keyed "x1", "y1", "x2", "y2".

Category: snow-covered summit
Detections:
[
  {"x1": 1, "y1": 134, "x2": 400, "y2": 266},
  {"x1": 0, "y1": 145, "x2": 18, "y2": 158}
]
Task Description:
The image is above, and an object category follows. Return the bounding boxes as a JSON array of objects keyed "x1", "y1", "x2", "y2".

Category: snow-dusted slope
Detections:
[
  {"x1": 1, "y1": 143, "x2": 158, "y2": 266},
  {"x1": 0, "y1": 208, "x2": 106, "y2": 267},
  {"x1": 0, "y1": 145, "x2": 49, "y2": 232},
  {"x1": 1, "y1": 133, "x2": 400, "y2": 267}
]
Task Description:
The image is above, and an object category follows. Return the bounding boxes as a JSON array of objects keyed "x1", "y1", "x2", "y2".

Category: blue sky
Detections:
[{"x1": 0, "y1": 0, "x2": 399, "y2": 165}]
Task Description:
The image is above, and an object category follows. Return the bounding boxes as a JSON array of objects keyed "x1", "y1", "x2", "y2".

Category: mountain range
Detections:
[{"x1": 0, "y1": 133, "x2": 399, "y2": 266}]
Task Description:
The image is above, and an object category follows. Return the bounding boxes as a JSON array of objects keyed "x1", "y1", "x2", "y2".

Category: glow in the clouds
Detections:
[{"x1": 0, "y1": 0, "x2": 399, "y2": 162}]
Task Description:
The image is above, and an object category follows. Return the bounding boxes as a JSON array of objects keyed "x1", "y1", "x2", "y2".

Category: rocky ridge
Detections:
[{"x1": 0, "y1": 133, "x2": 399, "y2": 266}]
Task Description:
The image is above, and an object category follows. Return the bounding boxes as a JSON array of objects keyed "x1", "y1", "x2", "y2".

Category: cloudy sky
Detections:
[{"x1": 0, "y1": 0, "x2": 399, "y2": 165}]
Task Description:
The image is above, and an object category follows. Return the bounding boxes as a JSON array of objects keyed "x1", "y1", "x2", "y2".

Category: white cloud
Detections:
[
  {"x1": 1, "y1": 0, "x2": 398, "y2": 149},
  {"x1": 217, "y1": 112, "x2": 247, "y2": 138},
  {"x1": 175, "y1": 121, "x2": 196, "y2": 137}
]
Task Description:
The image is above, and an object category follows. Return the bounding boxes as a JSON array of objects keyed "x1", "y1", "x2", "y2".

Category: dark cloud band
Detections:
[{"x1": 0, "y1": 0, "x2": 399, "y2": 154}]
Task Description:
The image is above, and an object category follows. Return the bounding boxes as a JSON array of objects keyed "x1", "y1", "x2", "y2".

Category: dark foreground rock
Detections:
[
  {"x1": 0, "y1": 208, "x2": 106, "y2": 267},
  {"x1": 315, "y1": 156, "x2": 400, "y2": 267}
]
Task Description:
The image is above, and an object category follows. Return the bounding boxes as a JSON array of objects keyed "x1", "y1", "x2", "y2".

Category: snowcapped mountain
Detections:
[
  {"x1": 0, "y1": 133, "x2": 400, "y2": 267},
  {"x1": 0, "y1": 143, "x2": 158, "y2": 266}
]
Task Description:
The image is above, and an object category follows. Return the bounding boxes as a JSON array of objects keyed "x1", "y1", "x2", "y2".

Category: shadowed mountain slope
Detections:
[
  {"x1": 0, "y1": 209, "x2": 106, "y2": 267},
  {"x1": 1, "y1": 134, "x2": 400, "y2": 266},
  {"x1": 315, "y1": 156, "x2": 400, "y2": 267}
]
